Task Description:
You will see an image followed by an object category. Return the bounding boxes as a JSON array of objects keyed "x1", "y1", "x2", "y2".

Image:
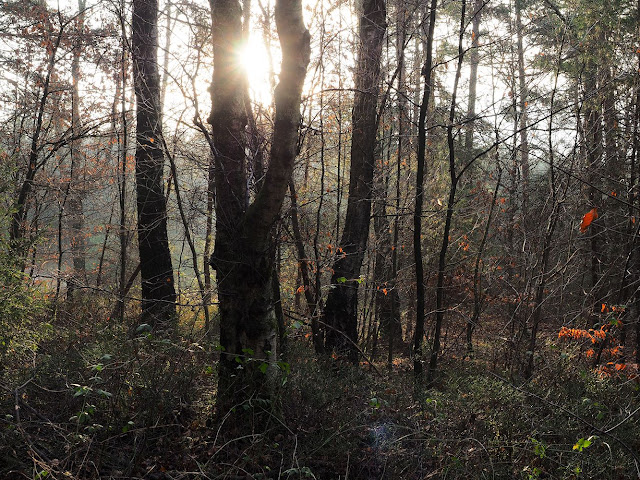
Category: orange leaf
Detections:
[
  {"x1": 296, "y1": 285, "x2": 305, "y2": 294},
  {"x1": 382, "y1": 288, "x2": 388, "y2": 296},
  {"x1": 580, "y1": 208, "x2": 598, "y2": 233}
]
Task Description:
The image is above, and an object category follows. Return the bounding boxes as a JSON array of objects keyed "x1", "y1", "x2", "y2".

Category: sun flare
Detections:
[{"x1": 238, "y1": 37, "x2": 275, "y2": 106}]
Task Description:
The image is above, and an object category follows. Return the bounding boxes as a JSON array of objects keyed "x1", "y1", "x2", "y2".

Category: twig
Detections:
[
  {"x1": 490, "y1": 371, "x2": 640, "y2": 474},
  {"x1": 283, "y1": 309, "x2": 383, "y2": 377}
]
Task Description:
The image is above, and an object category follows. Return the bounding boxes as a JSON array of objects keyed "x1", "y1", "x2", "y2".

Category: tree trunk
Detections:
[
  {"x1": 132, "y1": 0, "x2": 177, "y2": 328},
  {"x1": 10, "y1": 11, "x2": 62, "y2": 264},
  {"x1": 372, "y1": 155, "x2": 401, "y2": 355},
  {"x1": 426, "y1": 0, "x2": 467, "y2": 387},
  {"x1": 289, "y1": 178, "x2": 323, "y2": 354},
  {"x1": 583, "y1": 58, "x2": 604, "y2": 321},
  {"x1": 323, "y1": 0, "x2": 386, "y2": 361},
  {"x1": 413, "y1": 0, "x2": 437, "y2": 382},
  {"x1": 464, "y1": 0, "x2": 482, "y2": 153},
  {"x1": 209, "y1": 0, "x2": 310, "y2": 411},
  {"x1": 67, "y1": 0, "x2": 87, "y2": 299},
  {"x1": 116, "y1": 11, "x2": 129, "y2": 325},
  {"x1": 515, "y1": 0, "x2": 529, "y2": 217}
]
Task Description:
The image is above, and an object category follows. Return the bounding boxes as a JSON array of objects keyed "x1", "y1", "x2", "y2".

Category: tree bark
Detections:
[
  {"x1": 323, "y1": 0, "x2": 386, "y2": 361},
  {"x1": 413, "y1": 0, "x2": 437, "y2": 382},
  {"x1": 583, "y1": 57, "x2": 604, "y2": 321},
  {"x1": 464, "y1": 0, "x2": 482, "y2": 153},
  {"x1": 289, "y1": 179, "x2": 323, "y2": 354},
  {"x1": 372, "y1": 156, "x2": 401, "y2": 354},
  {"x1": 210, "y1": 0, "x2": 310, "y2": 410},
  {"x1": 67, "y1": 0, "x2": 87, "y2": 299},
  {"x1": 515, "y1": 0, "x2": 529, "y2": 214},
  {"x1": 132, "y1": 0, "x2": 177, "y2": 328}
]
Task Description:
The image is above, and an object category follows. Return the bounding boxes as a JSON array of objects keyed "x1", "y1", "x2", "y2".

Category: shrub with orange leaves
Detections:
[
  {"x1": 595, "y1": 362, "x2": 637, "y2": 379},
  {"x1": 558, "y1": 322, "x2": 632, "y2": 377},
  {"x1": 557, "y1": 325, "x2": 607, "y2": 344}
]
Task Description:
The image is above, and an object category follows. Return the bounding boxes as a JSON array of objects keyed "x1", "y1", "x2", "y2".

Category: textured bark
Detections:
[
  {"x1": 132, "y1": 0, "x2": 176, "y2": 327},
  {"x1": 210, "y1": 0, "x2": 310, "y2": 409},
  {"x1": 323, "y1": 0, "x2": 386, "y2": 360}
]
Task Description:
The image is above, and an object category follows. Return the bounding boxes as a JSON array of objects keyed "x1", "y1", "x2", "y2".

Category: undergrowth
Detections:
[{"x1": 1, "y1": 299, "x2": 639, "y2": 479}]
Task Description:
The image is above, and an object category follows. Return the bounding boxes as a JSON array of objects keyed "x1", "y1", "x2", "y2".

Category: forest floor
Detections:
[{"x1": 1, "y1": 299, "x2": 640, "y2": 479}]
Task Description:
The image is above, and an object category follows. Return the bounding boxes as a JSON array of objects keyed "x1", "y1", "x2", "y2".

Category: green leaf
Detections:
[
  {"x1": 72, "y1": 385, "x2": 91, "y2": 397},
  {"x1": 136, "y1": 323, "x2": 152, "y2": 333},
  {"x1": 96, "y1": 389, "x2": 112, "y2": 398},
  {"x1": 277, "y1": 361, "x2": 291, "y2": 375},
  {"x1": 336, "y1": 277, "x2": 347, "y2": 284},
  {"x1": 258, "y1": 362, "x2": 268, "y2": 374},
  {"x1": 122, "y1": 420, "x2": 134, "y2": 433},
  {"x1": 573, "y1": 436, "x2": 595, "y2": 452}
]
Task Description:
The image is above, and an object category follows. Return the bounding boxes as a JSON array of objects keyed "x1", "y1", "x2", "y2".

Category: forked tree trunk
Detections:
[
  {"x1": 209, "y1": 0, "x2": 310, "y2": 410},
  {"x1": 132, "y1": 0, "x2": 177, "y2": 328},
  {"x1": 323, "y1": 0, "x2": 386, "y2": 361}
]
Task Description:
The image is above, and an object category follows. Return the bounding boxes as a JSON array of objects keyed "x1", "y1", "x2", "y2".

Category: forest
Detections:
[{"x1": 1, "y1": 0, "x2": 640, "y2": 478}]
